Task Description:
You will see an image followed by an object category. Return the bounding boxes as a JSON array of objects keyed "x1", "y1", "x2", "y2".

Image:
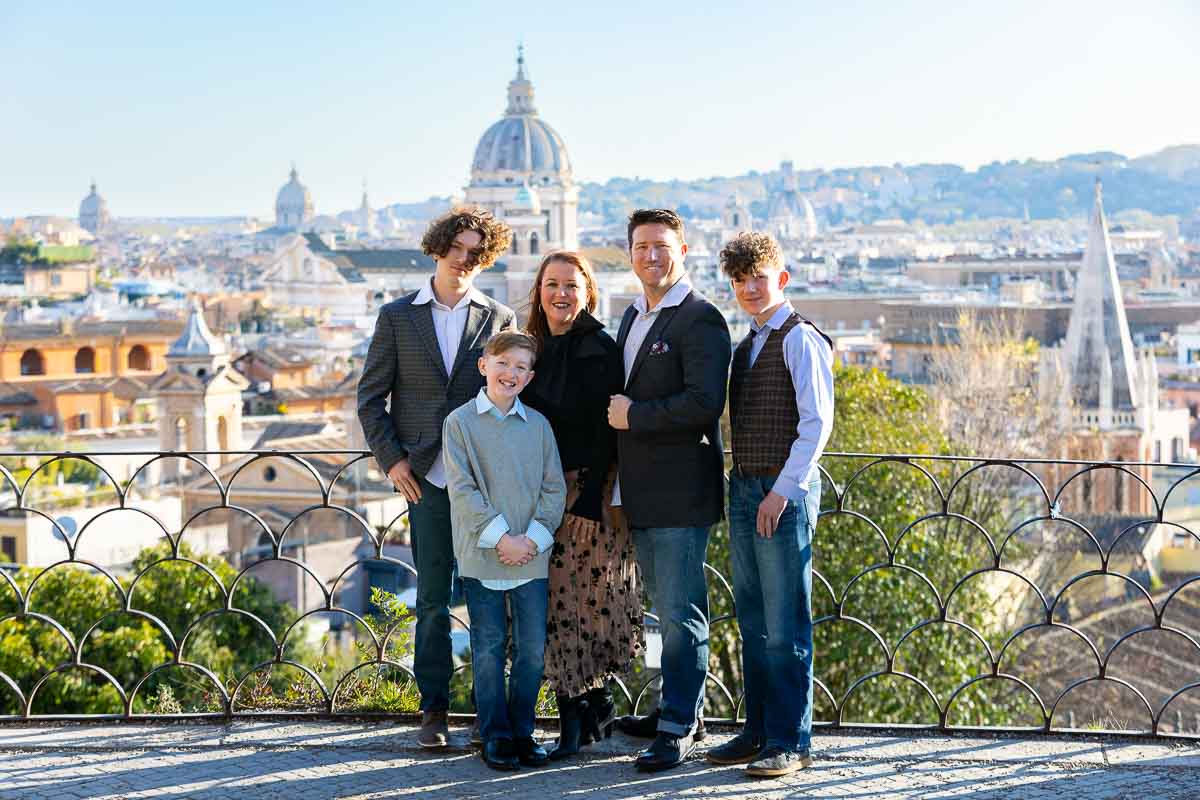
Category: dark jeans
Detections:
[
  {"x1": 729, "y1": 471, "x2": 820, "y2": 752},
  {"x1": 408, "y1": 476, "x2": 454, "y2": 712},
  {"x1": 632, "y1": 525, "x2": 710, "y2": 737},
  {"x1": 463, "y1": 577, "x2": 548, "y2": 742}
]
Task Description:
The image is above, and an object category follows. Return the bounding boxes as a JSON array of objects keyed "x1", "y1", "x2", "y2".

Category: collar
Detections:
[
  {"x1": 633, "y1": 273, "x2": 692, "y2": 315},
  {"x1": 750, "y1": 301, "x2": 795, "y2": 335},
  {"x1": 474, "y1": 387, "x2": 528, "y2": 420},
  {"x1": 413, "y1": 277, "x2": 487, "y2": 311}
]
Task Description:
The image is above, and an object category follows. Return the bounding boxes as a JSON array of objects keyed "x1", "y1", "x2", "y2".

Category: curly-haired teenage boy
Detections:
[{"x1": 357, "y1": 206, "x2": 516, "y2": 748}]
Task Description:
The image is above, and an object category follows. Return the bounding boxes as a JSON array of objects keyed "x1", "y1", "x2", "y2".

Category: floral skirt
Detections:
[{"x1": 543, "y1": 472, "x2": 644, "y2": 698}]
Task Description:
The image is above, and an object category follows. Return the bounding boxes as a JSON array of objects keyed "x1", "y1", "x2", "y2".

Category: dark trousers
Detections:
[
  {"x1": 632, "y1": 525, "x2": 710, "y2": 737},
  {"x1": 408, "y1": 476, "x2": 454, "y2": 712},
  {"x1": 729, "y1": 471, "x2": 820, "y2": 751}
]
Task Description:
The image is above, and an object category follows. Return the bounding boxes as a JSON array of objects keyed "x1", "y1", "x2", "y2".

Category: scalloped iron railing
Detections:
[{"x1": 0, "y1": 448, "x2": 1199, "y2": 739}]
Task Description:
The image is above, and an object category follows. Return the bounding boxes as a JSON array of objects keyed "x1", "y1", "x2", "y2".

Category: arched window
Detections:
[
  {"x1": 511, "y1": 236, "x2": 519, "y2": 255},
  {"x1": 74, "y1": 347, "x2": 95, "y2": 374},
  {"x1": 128, "y1": 345, "x2": 150, "y2": 371},
  {"x1": 20, "y1": 349, "x2": 45, "y2": 376},
  {"x1": 732, "y1": 213, "x2": 741, "y2": 227},
  {"x1": 529, "y1": 231, "x2": 539, "y2": 255}
]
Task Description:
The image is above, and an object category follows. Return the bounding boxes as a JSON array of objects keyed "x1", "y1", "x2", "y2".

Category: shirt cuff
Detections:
[
  {"x1": 477, "y1": 515, "x2": 510, "y2": 549},
  {"x1": 771, "y1": 476, "x2": 808, "y2": 503},
  {"x1": 525, "y1": 520, "x2": 555, "y2": 554}
]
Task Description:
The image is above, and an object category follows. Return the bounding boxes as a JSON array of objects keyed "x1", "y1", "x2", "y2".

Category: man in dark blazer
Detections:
[
  {"x1": 358, "y1": 207, "x2": 516, "y2": 748},
  {"x1": 607, "y1": 208, "x2": 732, "y2": 771}
]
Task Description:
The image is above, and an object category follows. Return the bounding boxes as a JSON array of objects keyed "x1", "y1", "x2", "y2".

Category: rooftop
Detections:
[{"x1": 1, "y1": 722, "x2": 1197, "y2": 798}]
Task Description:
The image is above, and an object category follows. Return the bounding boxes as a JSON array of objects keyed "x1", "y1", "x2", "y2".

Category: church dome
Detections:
[
  {"x1": 276, "y1": 166, "x2": 314, "y2": 229},
  {"x1": 79, "y1": 181, "x2": 110, "y2": 233},
  {"x1": 470, "y1": 48, "x2": 572, "y2": 186}
]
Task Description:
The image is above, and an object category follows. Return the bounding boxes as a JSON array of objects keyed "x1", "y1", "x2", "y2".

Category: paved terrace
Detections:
[{"x1": 1, "y1": 721, "x2": 1198, "y2": 799}]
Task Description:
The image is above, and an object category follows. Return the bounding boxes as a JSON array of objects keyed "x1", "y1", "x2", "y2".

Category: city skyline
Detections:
[{"x1": 3, "y1": 0, "x2": 1199, "y2": 218}]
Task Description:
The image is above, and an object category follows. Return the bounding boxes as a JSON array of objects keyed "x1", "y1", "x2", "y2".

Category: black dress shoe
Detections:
[
  {"x1": 515, "y1": 736, "x2": 550, "y2": 767},
  {"x1": 634, "y1": 732, "x2": 696, "y2": 772},
  {"x1": 481, "y1": 738, "x2": 520, "y2": 771},
  {"x1": 615, "y1": 709, "x2": 707, "y2": 741}
]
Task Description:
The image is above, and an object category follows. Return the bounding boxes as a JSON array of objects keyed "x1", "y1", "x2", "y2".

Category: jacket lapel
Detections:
[
  {"x1": 450, "y1": 301, "x2": 491, "y2": 381},
  {"x1": 410, "y1": 302, "x2": 448, "y2": 383},
  {"x1": 624, "y1": 301, "x2": 684, "y2": 390},
  {"x1": 616, "y1": 305, "x2": 636, "y2": 351}
]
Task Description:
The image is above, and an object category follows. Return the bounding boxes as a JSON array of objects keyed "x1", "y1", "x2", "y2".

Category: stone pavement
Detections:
[{"x1": 0, "y1": 721, "x2": 1198, "y2": 799}]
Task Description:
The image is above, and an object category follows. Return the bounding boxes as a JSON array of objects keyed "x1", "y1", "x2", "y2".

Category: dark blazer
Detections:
[
  {"x1": 615, "y1": 287, "x2": 732, "y2": 528},
  {"x1": 357, "y1": 290, "x2": 517, "y2": 478}
]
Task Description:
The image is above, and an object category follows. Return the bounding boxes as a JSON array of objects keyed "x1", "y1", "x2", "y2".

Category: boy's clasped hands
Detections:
[{"x1": 496, "y1": 532, "x2": 539, "y2": 566}]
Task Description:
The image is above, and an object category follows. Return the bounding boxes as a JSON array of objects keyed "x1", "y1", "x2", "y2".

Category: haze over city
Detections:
[{"x1": 3, "y1": 0, "x2": 1198, "y2": 217}]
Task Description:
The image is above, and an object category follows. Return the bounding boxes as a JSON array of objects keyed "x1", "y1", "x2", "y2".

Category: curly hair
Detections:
[
  {"x1": 420, "y1": 206, "x2": 512, "y2": 268},
  {"x1": 719, "y1": 231, "x2": 784, "y2": 279},
  {"x1": 627, "y1": 208, "x2": 685, "y2": 250}
]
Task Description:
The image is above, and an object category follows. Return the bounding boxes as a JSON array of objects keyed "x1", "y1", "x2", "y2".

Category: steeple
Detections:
[
  {"x1": 1063, "y1": 179, "x2": 1140, "y2": 416},
  {"x1": 505, "y1": 44, "x2": 537, "y2": 116}
]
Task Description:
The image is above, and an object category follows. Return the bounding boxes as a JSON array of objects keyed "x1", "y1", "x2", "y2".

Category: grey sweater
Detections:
[{"x1": 442, "y1": 394, "x2": 566, "y2": 581}]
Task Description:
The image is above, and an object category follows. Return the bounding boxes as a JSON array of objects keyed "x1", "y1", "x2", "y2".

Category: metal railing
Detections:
[{"x1": 0, "y1": 448, "x2": 1198, "y2": 739}]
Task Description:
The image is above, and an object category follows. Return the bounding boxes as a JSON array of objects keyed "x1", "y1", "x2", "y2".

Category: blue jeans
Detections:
[
  {"x1": 407, "y1": 476, "x2": 455, "y2": 712},
  {"x1": 729, "y1": 471, "x2": 820, "y2": 752},
  {"x1": 463, "y1": 577, "x2": 548, "y2": 742},
  {"x1": 632, "y1": 526, "x2": 710, "y2": 737}
]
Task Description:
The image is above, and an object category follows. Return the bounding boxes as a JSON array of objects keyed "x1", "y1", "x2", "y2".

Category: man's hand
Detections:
[
  {"x1": 496, "y1": 533, "x2": 537, "y2": 566},
  {"x1": 388, "y1": 459, "x2": 422, "y2": 504},
  {"x1": 756, "y1": 490, "x2": 789, "y2": 538},
  {"x1": 607, "y1": 395, "x2": 632, "y2": 430}
]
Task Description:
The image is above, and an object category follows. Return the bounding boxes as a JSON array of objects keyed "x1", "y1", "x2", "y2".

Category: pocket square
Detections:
[{"x1": 649, "y1": 340, "x2": 670, "y2": 355}]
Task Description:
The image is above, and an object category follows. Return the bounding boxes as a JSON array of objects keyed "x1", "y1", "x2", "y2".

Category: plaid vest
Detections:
[{"x1": 730, "y1": 312, "x2": 805, "y2": 476}]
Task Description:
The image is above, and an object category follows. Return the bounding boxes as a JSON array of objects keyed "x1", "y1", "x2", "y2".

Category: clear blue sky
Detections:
[{"x1": 3, "y1": 0, "x2": 1198, "y2": 218}]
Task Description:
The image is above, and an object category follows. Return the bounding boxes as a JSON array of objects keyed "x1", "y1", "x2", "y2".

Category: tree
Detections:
[
  {"x1": 0, "y1": 541, "x2": 310, "y2": 715},
  {"x1": 702, "y1": 365, "x2": 1037, "y2": 728}
]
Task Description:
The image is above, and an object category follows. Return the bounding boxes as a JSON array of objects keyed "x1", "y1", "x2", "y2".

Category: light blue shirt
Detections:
[
  {"x1": 471, "y1": 388, "x2": 555, "y2": 590},
  {"x1": 745, "y1": 302, "x2": 835, "y2": 501}
]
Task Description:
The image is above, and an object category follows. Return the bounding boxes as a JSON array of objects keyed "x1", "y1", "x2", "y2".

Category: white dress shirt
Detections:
[
  {"x1": 470, "y1": 388, "x2": 555, "y2": 590},
  {"x1": 744, "y1": 301, "x2": 835, "y2": 500},
  {"x1": 612, "y1": 274, "x2": 694, "y2": 506},
  {"x1": 411, "y1": 278, "x2": 488, "y2": 489}
]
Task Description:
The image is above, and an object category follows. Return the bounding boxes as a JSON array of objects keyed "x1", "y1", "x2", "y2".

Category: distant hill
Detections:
[{"x1": 575, "y1": 145, "x2": 1200, "y2": 226}]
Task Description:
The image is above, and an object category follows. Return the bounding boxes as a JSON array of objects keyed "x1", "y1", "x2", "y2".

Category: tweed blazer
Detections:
[{"x1": 357, "y1": 290, "x2": 517, "y2": 478}]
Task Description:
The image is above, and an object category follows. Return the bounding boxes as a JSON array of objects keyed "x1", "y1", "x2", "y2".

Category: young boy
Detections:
[
  {"x1": 442, "y1": 331, "x2": 566, "y2": 771},
  {"x1": 706, "y1": 232, "x2": 834, "y2": 778}
]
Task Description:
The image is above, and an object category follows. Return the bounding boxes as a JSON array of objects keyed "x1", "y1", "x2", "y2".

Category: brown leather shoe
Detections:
[{"x1": 417, "y1": 710, "x2": 449, "y2": 748}]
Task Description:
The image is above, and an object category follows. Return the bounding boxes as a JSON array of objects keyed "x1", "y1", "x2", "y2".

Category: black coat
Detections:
[
  {"x1": 615, "y1": 288, "x2": 732, "y2": 528},
  {"x1": 521, "y1": 312, "x2": 621, "y2": 523}
]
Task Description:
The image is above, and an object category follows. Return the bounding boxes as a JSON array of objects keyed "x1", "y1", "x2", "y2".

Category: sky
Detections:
[{"x1": 2, "y1": 0, "x2": 1198, "y2": 218}]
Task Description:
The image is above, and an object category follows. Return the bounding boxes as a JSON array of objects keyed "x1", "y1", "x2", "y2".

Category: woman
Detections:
[{"x1": 521, "y1": 251, "x2": 644, "y2": 760}]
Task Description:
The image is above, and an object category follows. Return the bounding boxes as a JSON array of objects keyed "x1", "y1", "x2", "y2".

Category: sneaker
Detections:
[
  {"x1": 746, "y1": 746, "x2": 813, "y2": 778},
  {"x1": 706, "y1": 732, "x2": 765, "y2": 765},
  {"x1": 416, "y1": 710, "x2": 449, "y2": 748}
]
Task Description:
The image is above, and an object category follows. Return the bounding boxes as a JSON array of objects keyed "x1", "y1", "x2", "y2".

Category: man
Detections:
[
  {"x1": 705, "y1": 231, "x2": 833, "y2": 778},
  {"x1": 607, "y1": 208, "x2": 732, "y2": 772},
  {"x1": 357, "y1": 206, "x2": 516, "y2": 748}
]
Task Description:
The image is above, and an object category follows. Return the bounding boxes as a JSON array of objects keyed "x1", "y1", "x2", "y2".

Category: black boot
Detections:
[
  {"x1": 580, "y1": 685, "x2": 616, "y2": 745},
  {"x1": 549, "y1": 694, "x2": 588, "y2": 761}
]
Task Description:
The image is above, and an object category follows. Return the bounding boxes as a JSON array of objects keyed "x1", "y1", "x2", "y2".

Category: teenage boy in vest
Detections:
[
  {"x1": 357, "y1": 207, "x2": 517, "y2": 748},
  {"x1": 705, "y1": 231, "x2": 834, "y2": 778},
  {"x1": 443, "y1": 331, "x2": 566, "y2": 771}
]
